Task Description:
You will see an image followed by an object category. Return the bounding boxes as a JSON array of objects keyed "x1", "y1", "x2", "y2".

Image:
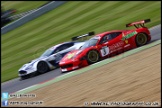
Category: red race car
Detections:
[{"x1": 59, "y1": 19, "x2": 151, "y2": 72}]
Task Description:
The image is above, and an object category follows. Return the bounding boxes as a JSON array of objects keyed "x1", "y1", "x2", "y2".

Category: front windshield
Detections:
[
  {"x1": 80, "y1": 38, "x2": 99, "y2": 49},
  {"x1": 40, "y1": 49, "x2": 54, "y2": 57}
]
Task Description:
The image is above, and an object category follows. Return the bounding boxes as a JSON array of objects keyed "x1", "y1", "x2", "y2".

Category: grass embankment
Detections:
[{"x1": 1, "y1": 1, "x2": 48, "y2": 14}]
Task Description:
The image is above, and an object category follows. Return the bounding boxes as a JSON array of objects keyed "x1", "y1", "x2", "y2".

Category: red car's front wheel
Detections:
[{"x1": 86, "y1": 50, "x2": 100, "y2": 64}]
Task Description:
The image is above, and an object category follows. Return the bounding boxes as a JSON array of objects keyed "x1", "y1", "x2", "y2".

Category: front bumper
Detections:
[
  {"x1": 60, "y1": 59, "x2": 88, "y2": 72},
  {"x1": 18, "y1": 68, "x2": 36, "y2": 77}
]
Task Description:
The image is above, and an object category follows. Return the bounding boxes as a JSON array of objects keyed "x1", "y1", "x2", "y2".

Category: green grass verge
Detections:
[
  {"x1": 1, "y1": 1, "x2": 48, "y2": 26},
  {"x1": 1, "y1": 1, "x2": 48, "y2": 14},
  {"x1": 1, "y1": 1, "x2": 161, "y2": 82}
]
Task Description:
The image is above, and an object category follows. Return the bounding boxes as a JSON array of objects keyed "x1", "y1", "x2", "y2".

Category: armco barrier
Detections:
[{"x1": 1, "y1": 1, "x2": 67, "y2": 35}]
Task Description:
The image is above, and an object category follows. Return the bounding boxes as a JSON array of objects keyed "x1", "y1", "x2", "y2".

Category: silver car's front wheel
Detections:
[{"x1": 37, "y1": 61, "x2": 49, "y2": 74}]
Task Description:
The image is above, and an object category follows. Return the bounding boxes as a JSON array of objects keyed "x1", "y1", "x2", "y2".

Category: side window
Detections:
[
  {"x1": 65, "y1": 43, "x2": 74, "y2": 48},
  {"x1": 111, "y1": 32, "x2": 121, "y2": 39},
  {"x1": 51, "y1": 50, "x2": 56, "y2": 55},
  {"x1": 99, "y1": 32, "x2": 121, "y2": 44},
  {"x1": 55, "y1": 43, "x2": 74, "y2": 53},
  {"x1": 99, "y1": 34, "x2": 111, "y2": 44}
]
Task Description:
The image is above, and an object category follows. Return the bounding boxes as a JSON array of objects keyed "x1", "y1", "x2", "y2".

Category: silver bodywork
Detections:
[{"x1": 18, "y1": 42, "x2": 85, "y2": 77}]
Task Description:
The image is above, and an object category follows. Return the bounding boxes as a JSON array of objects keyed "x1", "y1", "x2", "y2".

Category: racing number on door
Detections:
[{"x1": 100, "y1": 46, "x2": 109, "y2": 57}]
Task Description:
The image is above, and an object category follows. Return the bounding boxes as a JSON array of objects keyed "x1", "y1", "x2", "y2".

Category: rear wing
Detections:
[
  {"x1": 126, "y1": 19, "x2": 151, "y2": 28},
  {"x1": 71, "y1": 31, "x2": 95, "y2": 41}
]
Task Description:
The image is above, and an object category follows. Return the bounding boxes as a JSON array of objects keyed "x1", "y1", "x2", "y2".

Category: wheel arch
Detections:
[
  {"x1": 86, "y1": 49, "x2": 101, "y2": 64},
  {"x1": 135, "y1": 32, "x2": 148, "y2": 47},
  {"x1": 135, "y1": 32, "x2": 149, "y2": 41},
  {"x1": 87, "y1": 49, "x2": 101, "y2": 58},
  {"x1": 36, "y1": 60, "x2": 50, "y2": 72}
]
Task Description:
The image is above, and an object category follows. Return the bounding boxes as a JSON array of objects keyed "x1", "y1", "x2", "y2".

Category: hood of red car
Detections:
[{"x1": 60, "y1": 50, "x2": 82, "y2": 62}]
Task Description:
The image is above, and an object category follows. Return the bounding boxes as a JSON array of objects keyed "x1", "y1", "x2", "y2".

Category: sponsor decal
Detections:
[
  {"x1": 125, "y1": 40, "x2": 128, "y2": 44},
  {"x1": 67, "y1": 53, "x2": 75, "y2": 59},
  {"x1": 109, "y1": 41, "x2": 124, "y2": 53},
  {"x1": 122, "y1": 31, "x2": 137, "y2": 40},
  {"x1": 124, "y1": 44, "x2": 130, "y2": 48}
]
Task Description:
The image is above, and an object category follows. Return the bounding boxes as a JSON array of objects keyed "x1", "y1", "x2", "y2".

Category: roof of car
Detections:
[
  {"x1": 49, "y1": 41, "x2": 77, "y2": 50},
  {"x1": 96, "y1": 30, "x2": 128, "y2": 38}
]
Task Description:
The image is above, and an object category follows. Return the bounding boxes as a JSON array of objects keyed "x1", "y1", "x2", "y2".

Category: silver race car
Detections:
[{"x1": 18, "y1": 32, "x2": 94, "y2": 80}]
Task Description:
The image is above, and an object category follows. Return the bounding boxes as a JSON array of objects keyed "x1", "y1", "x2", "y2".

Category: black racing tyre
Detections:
[
  {"x1": 135, "y1": 33, "x2": 148, "y2": 47},
  {"x1": 86, "y1": 50, "x2": 100, "y2": 64},
  {"x1": 37, "y1": 61, "x2": 49, "y2": 74}
]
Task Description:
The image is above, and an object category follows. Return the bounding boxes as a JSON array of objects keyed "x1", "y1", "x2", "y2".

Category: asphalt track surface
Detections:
[{"x1": 1, "y1": 25, "x2": 161, "y2": 94}]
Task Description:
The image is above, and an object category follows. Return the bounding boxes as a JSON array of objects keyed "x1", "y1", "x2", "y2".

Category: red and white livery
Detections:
[{"x1": 59, "y1": 19, "x2": 151, "y2": 72}]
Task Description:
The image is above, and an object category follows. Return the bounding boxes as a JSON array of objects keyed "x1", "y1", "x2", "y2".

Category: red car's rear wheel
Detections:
[
  {"x1": 135, "y1": 33, "x2": 148, "y2": 47},
  {"x1": 86, "y1": 50, "x2": 99, "y2": 64}
]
